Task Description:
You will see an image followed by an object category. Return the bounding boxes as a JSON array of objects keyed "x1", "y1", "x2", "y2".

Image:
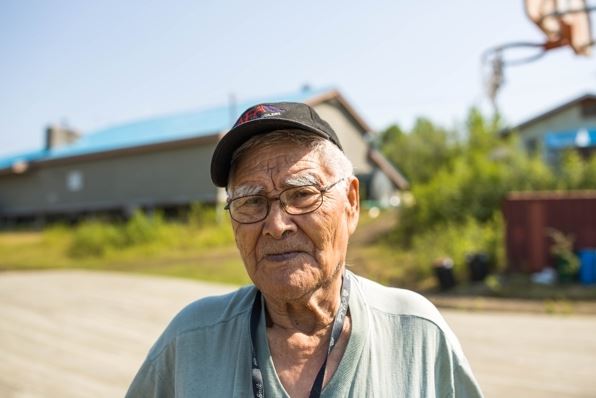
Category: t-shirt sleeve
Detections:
[
  {"x1": 452, "y1": 357, "x2": 484, "y2": 398},
  {"x1": 125, "y1": 345, "x2": 175, "y2": 398},
  {"x1": 435, "y1": 335, "x2": 484, "y2": 398}
]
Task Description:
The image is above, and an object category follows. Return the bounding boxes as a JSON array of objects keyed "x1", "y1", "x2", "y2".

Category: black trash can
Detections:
[
  {"x1": 466, "y1": 252, "x2": 490, "y2": 282},
  {"x1": 433, "y1": 257, "x2": 456, "y2": 291}
]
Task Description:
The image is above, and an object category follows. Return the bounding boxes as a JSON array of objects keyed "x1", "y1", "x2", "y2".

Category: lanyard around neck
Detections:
[{"x1": 249, "y1": 272, "x2": 351, "y2": 398}]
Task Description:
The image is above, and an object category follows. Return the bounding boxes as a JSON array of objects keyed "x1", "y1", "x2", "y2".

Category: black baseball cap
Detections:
[{"x1": 210, "y1": 102, "x2": 343, "y2": 187}]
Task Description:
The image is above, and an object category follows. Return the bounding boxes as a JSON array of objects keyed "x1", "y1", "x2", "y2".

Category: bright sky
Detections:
[{"x1": 1, "y1": 0, "x2": 595, "y2": 157}]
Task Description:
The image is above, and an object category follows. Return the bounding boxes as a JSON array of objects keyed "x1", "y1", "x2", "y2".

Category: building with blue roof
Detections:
[{"x1": 0, "y1": 87, "x2": 408, "y2": 223}]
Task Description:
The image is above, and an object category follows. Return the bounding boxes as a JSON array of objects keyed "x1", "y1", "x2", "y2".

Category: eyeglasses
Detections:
[{"x1": 225, "y1": 177, "x2": 346, "y2": 224}]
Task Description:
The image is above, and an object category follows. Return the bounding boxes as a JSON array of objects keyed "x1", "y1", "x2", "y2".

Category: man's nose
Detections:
[{"x1": 262, "y1": 200, "x2": 296, "y2": 239}]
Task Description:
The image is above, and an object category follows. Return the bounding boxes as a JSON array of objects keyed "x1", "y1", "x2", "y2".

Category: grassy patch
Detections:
[{"x1": 0, "y1": 211, "x2": 246, "y2": 285}]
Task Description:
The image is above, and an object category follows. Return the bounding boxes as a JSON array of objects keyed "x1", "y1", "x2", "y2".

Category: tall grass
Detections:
[
  {"x1": 68, "y1": 209, "x2": 234, "y2": 258},
  {"x1": 0, "y1": 206, "x2": 246, "y2": 285}
]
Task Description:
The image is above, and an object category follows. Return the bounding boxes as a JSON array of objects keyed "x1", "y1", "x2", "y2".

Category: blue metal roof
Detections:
[
  {"x1": 545, "y1": 128, "x2": 596, "y2": 150},
  {"x1": 0, "y1": 86, "x2": 334, "y2": 171}
]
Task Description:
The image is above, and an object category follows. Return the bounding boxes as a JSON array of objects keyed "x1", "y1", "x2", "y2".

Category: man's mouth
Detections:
[{"x1": 263, "y1": 251, "x2": 304, "y2": 262}]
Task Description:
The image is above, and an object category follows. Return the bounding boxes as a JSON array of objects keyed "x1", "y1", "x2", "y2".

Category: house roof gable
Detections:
[{"x1": 504, "y1": 93, "x2": 596, "y2": 135}]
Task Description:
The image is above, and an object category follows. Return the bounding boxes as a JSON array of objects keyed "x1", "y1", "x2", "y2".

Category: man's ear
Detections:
[{"x1": 345, "y1": 176, "x2": 360, "y2": 235}]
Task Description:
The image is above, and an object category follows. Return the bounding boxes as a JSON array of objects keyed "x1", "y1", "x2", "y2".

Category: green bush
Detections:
[
  {"x1": 69, "y1": 220, "x2": 125, "y2": 258},
  {"x1": 192, "y1": 223, "x2": 235, "y2": 249},
  {"x1": 558, "y1": 150, "x2": 596, "y2": 189},
  {"x1": 584, "y1": 155, "x2": 596, "y2": 187},
  {"x1": 380, "y1": 107, "x2": 561, "y2": 279},
  {"x1": 409, "y1": 216, "x2": 504, "y2": 281},
  {"x1": 69, "y1": 211, "x2": 165, "y2": 258},
  {"x1": 123, "y1": 210, "x2": 164, "y2": 245},
  {"x1": 188, "y1": 202, "x2": 218, "y2": 228},
  {"x1": 388, "y1": 108, "x2": 560, "y2": 251},
  {"x1": 67, "y1": 209, "x2": 236, "y2": 259}
]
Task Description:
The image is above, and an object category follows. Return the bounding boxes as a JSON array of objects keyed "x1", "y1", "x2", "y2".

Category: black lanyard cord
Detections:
[
  {"x1": 250, "y1": 290, "x2": 265, "y2": 398},
  {"x1": 250, "y1": 272, "x2": 351, "y2": 398}
]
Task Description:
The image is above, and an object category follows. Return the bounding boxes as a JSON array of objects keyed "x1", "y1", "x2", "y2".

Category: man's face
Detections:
[{"x1": 228, "y1": 141, "x2": 359, "y2": 300}]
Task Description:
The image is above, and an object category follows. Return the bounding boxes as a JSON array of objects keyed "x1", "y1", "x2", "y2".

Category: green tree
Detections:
[
  {"x1": 466, "y1": 107, "x2": 502, "y2": 152},
  {"x1": 559, "y1": 150, "x2": 587, "y2": 189},
  {"x1": 380, "y1": 118, "x2": 459, "y2": 185},
  {"x1": 378, "y1": 106, "x2": 595, "y2": 282},
  {"x1": 387, "y1": 107, "x2": 557, "y2": 250},
  {"x1": 583, "y1": 155, "x2": 596, "y2": 187}
]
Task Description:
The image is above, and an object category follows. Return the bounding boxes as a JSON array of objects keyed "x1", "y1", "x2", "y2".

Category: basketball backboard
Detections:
[{"x1": 525, "y1": 0, "x2": 593, "y2": 55}]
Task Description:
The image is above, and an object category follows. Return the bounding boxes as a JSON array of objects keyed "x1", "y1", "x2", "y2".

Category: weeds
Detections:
[
  {"x1": 0, "y1": 206, "x2": 240, "y2": 284},
  {"x1": 67, "y1": 209, "x2": 235, "y2": 259}
]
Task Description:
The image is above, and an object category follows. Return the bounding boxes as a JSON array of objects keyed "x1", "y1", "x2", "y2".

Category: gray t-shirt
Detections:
[{"x1": 126, "y1": 272, "x2": 483, "y2": 397}]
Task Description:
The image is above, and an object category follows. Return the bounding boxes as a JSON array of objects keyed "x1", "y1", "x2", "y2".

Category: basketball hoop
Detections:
[
  {"x1": 482, "y1": 42, "x2": 547, "y2": 110},
  {"x1": 482, "y1": 0, "x2": 595, "y2": 109}
]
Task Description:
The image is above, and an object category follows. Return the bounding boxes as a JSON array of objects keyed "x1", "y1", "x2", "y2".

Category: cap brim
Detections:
[{"x1": 210, "y1": 118, "x2": 333, "y2": 187}]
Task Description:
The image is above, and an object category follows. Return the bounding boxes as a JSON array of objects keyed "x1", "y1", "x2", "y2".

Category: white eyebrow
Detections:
[
  {"x1": 284, "y1": 174, "x2": 320, "y2": 187},
  {"x1": 228, "y1": 174, "x2": 321, "y2": 200}
]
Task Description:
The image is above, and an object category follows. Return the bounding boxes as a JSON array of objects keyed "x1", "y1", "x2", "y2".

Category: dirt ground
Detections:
[{"x1": 1, "y1": 270, "x2": 595, "y2": 397}]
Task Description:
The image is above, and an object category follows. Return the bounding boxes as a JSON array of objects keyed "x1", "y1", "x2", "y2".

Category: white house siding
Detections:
[
  {"x1": 0, "y1": 172, "x2": 45, "y2": 215},
  {"x1": 313, "y1": 102, "x2": 372, "y2": 175}
]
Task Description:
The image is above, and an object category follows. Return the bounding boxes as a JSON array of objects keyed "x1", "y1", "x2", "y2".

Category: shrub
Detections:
[
  {"x1": 409, "y1": 216, "x2": 504, "y2": 282},
  {"x1": 69, "y1": 220, "x2": 125, "y2": 258},
  {"x1": 388, "y1": 108, "x2": 559, "y2": 249},
  {"x1": 67, "y1": 208, "x2": 236, "y2": 259},
  {"x1": 380, "y1": 107, "x2": 527, "y2": 284},
  {"x1": 557, "y1": 150, "x2": 596, "y2": 189},
  {"x1": 192, "y1": 223, "x2": 235, "y2": 249},
  {"x1": 123, "y1": 210, "x2": 164, "y2": 245},
  {"x1": 69, "y1": 210, "x2": 166, "y2": 258},
  {"x1": 188, "y1": 202, "x2": 218, "y2": 228}
]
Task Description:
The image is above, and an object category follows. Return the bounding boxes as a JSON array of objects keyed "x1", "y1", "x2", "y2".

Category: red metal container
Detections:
[{"x1": 502, "y1": 191, "x2": 596, "y2": 273}]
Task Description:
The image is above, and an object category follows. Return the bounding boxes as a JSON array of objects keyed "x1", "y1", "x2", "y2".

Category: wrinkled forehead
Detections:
[{"x1": 228, "y1": 144, "x2": 328, "y2": 194}]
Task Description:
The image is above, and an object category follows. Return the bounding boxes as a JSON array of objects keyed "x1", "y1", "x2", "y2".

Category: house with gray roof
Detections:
[{"x1": 0, "y1": 87, "x2": 408, "y2": 224}]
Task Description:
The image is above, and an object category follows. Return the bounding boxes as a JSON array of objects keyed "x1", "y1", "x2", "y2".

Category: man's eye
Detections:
[
  {"x1": 286, "y1": 187, "x2": 320, "y2": 205},
  {"x1": 235, "y1": 196, "x2": 264, "y2": 208}
]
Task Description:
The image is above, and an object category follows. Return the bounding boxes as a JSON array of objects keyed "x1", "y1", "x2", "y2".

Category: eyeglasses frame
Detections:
[{"x1": 225, "y1": 177, "x2": 347, "y2": 224}]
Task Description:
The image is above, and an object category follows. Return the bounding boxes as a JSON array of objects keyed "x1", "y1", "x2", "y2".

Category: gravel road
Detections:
[{"x1": 1, "y1": 270, "x2": 595, "y2": 397}]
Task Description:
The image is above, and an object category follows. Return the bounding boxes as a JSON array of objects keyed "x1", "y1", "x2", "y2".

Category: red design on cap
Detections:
[{"x1": 234, "y1": 104, "x2": 284, "y2": 127}]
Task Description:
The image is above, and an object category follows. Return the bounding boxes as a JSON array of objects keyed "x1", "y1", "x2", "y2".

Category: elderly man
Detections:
[{"x1": 126, "y1": 102, "x2": 483, "y2": 397}]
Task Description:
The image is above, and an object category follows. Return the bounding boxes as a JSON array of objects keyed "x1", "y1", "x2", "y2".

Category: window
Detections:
[
  {"x1": 525, "y1": 137, "x2": 538, "y2": 155},
  {"x1": 67, "y1": 170, "x2": 83, "y2": 192},
  {"x1": 580, "y1": 99, "x2": 596, "y2": 117}
]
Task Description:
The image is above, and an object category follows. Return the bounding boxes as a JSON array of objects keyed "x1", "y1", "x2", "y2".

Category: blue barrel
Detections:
[{"x1": 579, "y1": 249, "x2": 596, "y2": 285}]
